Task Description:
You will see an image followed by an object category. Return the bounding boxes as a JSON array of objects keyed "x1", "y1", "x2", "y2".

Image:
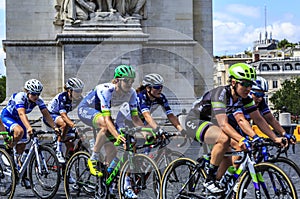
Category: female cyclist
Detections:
[
  {"x1": 1, "y1": 79, "x2": 59, "y2": 188},
  {"x1": 77, "y1": 65, "x2": 144, "y2": 198},
  {"x1": 184, "y1": 63, "x2": 286, "y2": 193},
  {"x1": 45, "y1": 77, "x2": 84, "y2": 163}
]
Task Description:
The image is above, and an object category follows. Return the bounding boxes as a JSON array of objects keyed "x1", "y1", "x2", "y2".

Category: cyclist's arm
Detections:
[
  {"x1": 60, "y1": 112, "x2": 75, "y2": 128},
  {"x1": 131, "y1": 115, "x2": 145, "y2": 127},
  {"x1": 142, "y1": 111, "x2": 159, "y2": 129},
  {"x1": 250, "y1": 110, "x2": 277, "y2": 140},
  {"x1": 263, "y1": 112, "x2": 285, "y2": 136},
  {"x1": 17, "y1": 108, "x2": 32, "y2": 132},
  {"x1": 41, "y1": 108, "x2": 57, "y2": 129},
  {"x1": 167, "y1": 113, "x2": 183, "y2": 131},
  {"x1": 233, "y1": 112, "x2": 256, "y2": 138},
  {"x1": 0, "y1": 119, "x2": 5, "y2": 131},
  {"x1": 103, "y1": 115, "x2": 120, "y2": 139},
  {"x1": 215, "y1": 113, "x2": 243, "y2": 142}
]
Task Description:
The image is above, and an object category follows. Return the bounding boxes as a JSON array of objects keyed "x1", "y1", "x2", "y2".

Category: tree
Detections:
[
  {"x1": 269, "y1": 77, "x2": 300, "y2": 116},
  {"x1": 0, "y1": 76, "x2": 6, "y2": 103},
  {"x1": 277, "y1": 39, "x2": 296, "y2": 49}
]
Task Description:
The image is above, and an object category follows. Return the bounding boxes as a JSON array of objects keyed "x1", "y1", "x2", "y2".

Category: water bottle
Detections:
[
  {"x1": 89, "y1": 138, "x2": 95, "y2": 150},
  {"x1": 107, "y1": 157, "x2": 119, "y2": 173},
  {"x1": 219, "y1": 166, "x2": 236, "y2": 188}
]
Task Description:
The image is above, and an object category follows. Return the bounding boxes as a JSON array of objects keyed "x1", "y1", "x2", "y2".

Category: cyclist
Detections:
[
  {"x1": 184, "y1": 63, "x2": 286, "y2": 193},
  {"x1": 78, "y1": 65, "x2": 144, "y2": 198},
  {"x1": 135, "y1": 73, "x2": 186, "y2": 150},
  {"x1": 1, "y1": 79, "x2": 59, "y2": 189},
  {"x1": 44, "y1": 77, "x2": 84, "y2": 163},
  {"x1": 228, "y1": 76, "x2": 296, "y2": 147}
]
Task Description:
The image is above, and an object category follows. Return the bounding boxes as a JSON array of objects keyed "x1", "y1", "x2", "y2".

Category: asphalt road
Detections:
[{"x1": 13, "y1": 139, "x2": 300, "y2": 198}]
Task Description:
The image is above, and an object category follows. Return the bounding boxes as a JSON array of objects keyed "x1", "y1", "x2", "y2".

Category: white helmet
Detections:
[
  {"x1": 24, "y1": 79, "x2": 43, "y2": 94},
  {"x1": 252, "y1": 76, "x2": 268, "y2": 92},
  {"x1": 65, "y1": 77, "x2": 84, "y2": 90},
  {"x1": 142, "y1": 73, "x2": 164, "y2": 86}
]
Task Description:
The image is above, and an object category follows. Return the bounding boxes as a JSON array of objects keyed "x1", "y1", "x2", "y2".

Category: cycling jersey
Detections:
[
  {"x1": 47, "y1": 91, "x2": 82, "y2": 115},
  {"x1": 137, "y1": 89, "x2": 173, "y2": 118},
  {"x1": 185, "y1": 85, "x2": 257, "y2": 142},
  {"x1": 78, "y1": 83, "x2": 138, "y2": 127},
  {"x1": 1, "y1": 92, "x2": 47, "y2": 139}
]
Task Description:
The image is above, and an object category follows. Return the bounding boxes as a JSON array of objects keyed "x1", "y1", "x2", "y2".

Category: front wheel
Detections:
[
  {"x1": 0, "y1": 148, "x2": 16, "y2": 199},
  {"x1": 118, "y1": 154, "x2": 161, "y2": 199},
  {"x1": 28, "y1": 145, "x2": 61, "y2": 199},
  {"x1": 236, "y1": 162, "x2": 297, "y2": 199},
  {"x1": 160, "y1": 157, "x2": 206, "y2": 199}
]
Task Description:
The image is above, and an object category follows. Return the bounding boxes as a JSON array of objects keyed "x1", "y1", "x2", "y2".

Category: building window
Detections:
[
  {"x1": 261, "y1": 64, "x2": 270, "y2": 71},
  {"x1": 284, "y1": 64, "x2": 293, "y2": 70},
  {"x1": 273, "y1": 80, "x2": 278, "y2": 89},
  {"x1": 272, "y1": 64, "x2": 280, "y2": 71},
  {"x1": 295, "y1": 64, "x2": 300, "y2": 70}
]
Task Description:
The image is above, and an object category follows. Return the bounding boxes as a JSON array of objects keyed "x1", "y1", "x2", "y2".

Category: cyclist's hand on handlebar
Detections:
[
  {"x1": 154, "y1": 127, "x2": 164, "y2": 136},
  {"x1": 114, "y1": 134, "x2": 126, "y2": 146},
  {"x1": 27, "y1": 127, "x2": 34, "y2": 137},
  {"x1": 54, "y1": 127, "x2": 61, "y2": 136},
  {"x1": 239, "y1": 137, "x2": 252, "y2": 151},
  {"x1": 179, "y1": 129, "x2": 187, "y2": 137},
  {"x1": 283, "y1": 133, "x2": 296, "y2": 145},
  {"x1": 273, "y1": 137, "x2": 288, "y2": 148}
]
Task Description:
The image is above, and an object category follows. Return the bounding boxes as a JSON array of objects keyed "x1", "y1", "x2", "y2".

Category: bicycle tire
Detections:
[
  {"x1": 236, "y1": 162, "x2": 297, "y2": 199},
  {"x1": 64, "y1": 151, "x2": 99, "y2": 199},
  {"x1": 28, "y1": 145, "x2": 61, "y2": 199},
  {"x1": 160, "y1": 157, "x2": 206, "y2": 199},
  {"x1": 268, "y1": 156, "x2": 300, "y2": 198},
  {"x1": 118, "y1": 153, "x2": 161, "y2": 199},
  {"x1": 0, "y1": 148, "x2": 16, "y2": 199}
]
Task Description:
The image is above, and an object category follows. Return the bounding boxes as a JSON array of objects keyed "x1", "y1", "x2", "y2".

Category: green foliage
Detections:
[
  {"x1": 277, "y1": 39, "x2": 296, "y2": 49},
  {"x1": 269, "y1": 77, "x2": 300, "y2": 115},
  {"x1": 0, "y1": 76, "x2": 6, "y2": 103}
]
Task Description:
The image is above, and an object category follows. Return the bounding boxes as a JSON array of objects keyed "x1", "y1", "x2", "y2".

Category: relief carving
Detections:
[{"x1": 53, "y1": 0, "x2": 147, "y2": 26}]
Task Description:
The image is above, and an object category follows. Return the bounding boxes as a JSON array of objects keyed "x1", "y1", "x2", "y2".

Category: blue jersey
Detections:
[
  {"x1": 137, "y1": 89, "x2": 173, "y2": 117},
  {"x1": 3, "y1": 92, "x2": 47, "y2": 119},
  {"x1": 47, "y1": 92, "x2": 82, "y2": 115}
]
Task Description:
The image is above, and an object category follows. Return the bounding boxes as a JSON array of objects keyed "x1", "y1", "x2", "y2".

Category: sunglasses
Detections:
[
  {"x1": 73, "y1": 89, "x2": 83, "y2": 93},
  {"x1": 252, "y1": 91, "x2": 265, "y2": 98},
  {"x1": 151, "y1": 85, "x2": 163, "y2": 90},
  {"x1": 121, "y1": 78, "x2": 134, "y2": 84},
  {"x1": 30, "y1": 92, "x2": 40, "y2": 96},
  {"x1": 237, "y1": 80, "x2": 253, "y2": 88}
]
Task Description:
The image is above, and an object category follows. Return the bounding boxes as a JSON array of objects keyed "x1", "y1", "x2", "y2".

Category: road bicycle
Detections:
[
  {"x1": 0, "y1": 131, "x2": 16, "y2": 199},
  {"x1": 64, "y1": 126, "x2": 161, "y2": 199},
  {"x1": 1, "y1": 130, "x2": 61, "y2": 199},
  {"x1": 160, "y1": 140, "x2": 297, "y2": 199}
]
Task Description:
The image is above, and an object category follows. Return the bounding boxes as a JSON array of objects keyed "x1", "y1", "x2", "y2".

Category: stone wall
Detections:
[{"x1": 3, "y1": 0, "x2": 214, "y2": 117}]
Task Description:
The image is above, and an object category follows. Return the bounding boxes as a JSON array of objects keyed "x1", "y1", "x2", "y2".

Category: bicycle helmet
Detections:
[
  {"x1": 142, "y1": 73, "x2": 164, "y2": 86},
  {"x1": 65, "y1": 77, "x2": 84, "y2": 90},
  {"x1": 252, "y1": 76, "x2": 268, "y2": 92},
  {"x1": 229, "y1": 63, "x2": 256, "y2": 82},
  {"x1": 114, "y1": 65, "x2": 136, "y2": 79},
  {"x1": 24, "y1": 79, "x2": 43, "y2": 94}
]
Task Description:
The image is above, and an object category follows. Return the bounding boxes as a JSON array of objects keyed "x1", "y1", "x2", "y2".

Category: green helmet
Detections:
[
  {"x1": 229, "y1": 63, "x2": 256, "y2": 82},
  {"x1": 114, "y1": 65, "x2": 136, "y2": 79}
]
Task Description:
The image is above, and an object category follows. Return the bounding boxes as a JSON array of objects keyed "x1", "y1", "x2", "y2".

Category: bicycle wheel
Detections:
[
  {"x1": 118, "y1": 153, "x2": 161, "y2": 199},
  {"x1": 64, "y1": 151, "x2": 99, "y2": 199},
  {"x1": 269, "y1": 157, "x2": 300, "y2": 198},
  {"x1": 156, "y1": 148, "x2": 184, "y2": 173},
  {"x1": 160, "y1": 157, "x2": 206, "y2": 199},
  {"x1": 236, "y1": 162, "x2": 297, "y2": 199},
  {"x1": 0, "y1": 148, "x2": 16, "y2": 199},
  {"x1": 28, "y1": 145, "x2": 61, "y2": 199}
]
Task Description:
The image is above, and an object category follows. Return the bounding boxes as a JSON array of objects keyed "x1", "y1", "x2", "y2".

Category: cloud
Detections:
[{"x1": 226, "y1": 4, "x2": 260, "y2": 19}]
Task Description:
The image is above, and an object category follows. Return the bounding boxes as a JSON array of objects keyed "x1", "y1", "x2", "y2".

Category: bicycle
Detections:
[
  {"x1": 64, "y1": 126, "x2": 161, "y2": 199},
  {"x1": 0, "y1": 131, "x2": 16, "y2": 199},
  {"x1": 160, "y1": 140, "x2": 297, "y2": 199},
  {"x1": 1, "y1": 129, "x2": 61, "y2": 199}
]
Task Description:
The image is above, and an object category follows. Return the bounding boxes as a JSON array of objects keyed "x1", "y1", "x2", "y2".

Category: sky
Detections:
[{"x1": 1, "y1": 0, "x2": 300, "y2": 75}]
